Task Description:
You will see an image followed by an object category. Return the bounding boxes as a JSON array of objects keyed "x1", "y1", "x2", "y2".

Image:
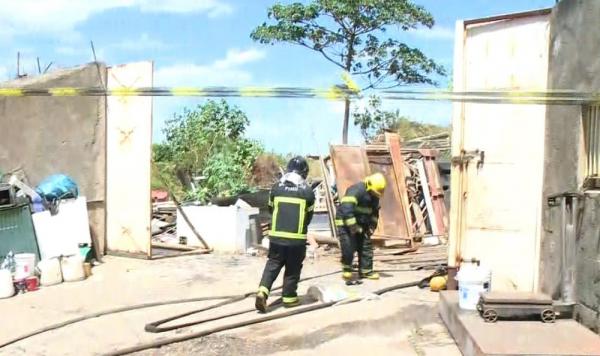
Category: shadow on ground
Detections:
[{"x1": 136, "y1": 303, "x2": 454, "y2": 355}]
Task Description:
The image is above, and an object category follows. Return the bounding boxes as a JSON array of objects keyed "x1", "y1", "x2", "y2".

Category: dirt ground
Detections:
[{"x1": 0, "y1": 248, "x2": 460, "y2": 356}]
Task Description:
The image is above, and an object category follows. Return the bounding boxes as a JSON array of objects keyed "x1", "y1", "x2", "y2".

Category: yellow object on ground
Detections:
[{"x1": 430, "y1": 276, "x2": 448, "y2": 292}]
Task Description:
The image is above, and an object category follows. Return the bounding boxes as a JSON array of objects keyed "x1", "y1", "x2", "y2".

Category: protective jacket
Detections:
[
  {"x1": 268, "y1": 173, "x2": 315, "y2": 245},
  {"x1": 335, "y1": 182, "x2": 380, "y2": 233}
]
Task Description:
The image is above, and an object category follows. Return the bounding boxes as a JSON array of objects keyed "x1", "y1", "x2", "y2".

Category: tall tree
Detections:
[{"x1": 251, "y1": 0, "x2": 445, "y2": 143}]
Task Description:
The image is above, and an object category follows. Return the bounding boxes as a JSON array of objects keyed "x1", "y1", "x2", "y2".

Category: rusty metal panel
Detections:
[
  {"x1": 367, "y1": 152, "x2": 411, "y2": 240},
  {"x1": 330, "y1": 143, "x2": 414, "y2": 243},
  {"x1": 330, "y1": 145, "x2": 370, "y2": 198},
  {"x1": 419, "y1": 149, "x2": 449, "y2": 236}
]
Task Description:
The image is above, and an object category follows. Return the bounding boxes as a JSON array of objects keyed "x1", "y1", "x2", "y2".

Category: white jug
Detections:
[
  {"x1": 14, "y1": 253, "x2": 36, "y2": 280},
  {"x1": 37, "y1": 258, "x2": 63, "y2": 286},
  {"x1": 61, "y1": 255, "x2": 85, "y2": 282},
  {"x1": 0, "y1": 270, "x2": 15, "y2": 298}
]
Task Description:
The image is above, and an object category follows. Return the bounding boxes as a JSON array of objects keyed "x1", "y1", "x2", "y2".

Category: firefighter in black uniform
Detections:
[
  {"x1": 336, "y1": 172, "x2": 386, "y2": 281},
  {"x1": 255, "y1": 156, "x2": 315, "y2": 313}
]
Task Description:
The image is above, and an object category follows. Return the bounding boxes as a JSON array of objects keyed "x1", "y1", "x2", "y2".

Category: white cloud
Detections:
[
  {"x1": 110, "y1": 33, "x2": 167, "y2": 51},
  {"x1": 213, "y1": 49, "x2": 265, "y2": 69},
  {"x1": 0, "y1": 0, "x2": 233, "y2": 40},
  {"x1": 136, "y1": 0, "x2": 233, "y2": 17},
  {"x1": 154, "y1": 48, "x2": 265, "y2": 86},
  {"x1": 410, "y1": 26, "x2": 455, "y2": 41}
]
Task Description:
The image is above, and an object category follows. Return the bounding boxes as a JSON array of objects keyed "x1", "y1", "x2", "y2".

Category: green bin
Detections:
[{"x1": 0, "y1": 204, "x2": 40, "y2": 260}]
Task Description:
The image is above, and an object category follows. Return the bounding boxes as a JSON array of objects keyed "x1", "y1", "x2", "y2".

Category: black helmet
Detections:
[{"x1": 286, "y1": 156, "x2": 309, "y2": 179}]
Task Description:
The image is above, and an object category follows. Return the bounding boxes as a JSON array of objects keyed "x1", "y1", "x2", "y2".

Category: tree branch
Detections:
[
  {"x1": 352, "y1": 49, "x2": 402, "y2": 76},
  {"x1": 299, "y1": 19, "x2": 344, "y2": 42},
  {"x1": 323, "y1": 12, "x2": 350, "y2": 33},
  {"x1": 297, "y1": 41, "x2": 345, "y2": 69}
]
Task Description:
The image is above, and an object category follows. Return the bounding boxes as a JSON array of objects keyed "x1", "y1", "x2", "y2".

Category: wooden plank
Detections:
[
  {"x1": 151, "y1": 242, "x2": 199, "y2": 251},
  {"x1": 416, "y1": 158, "x2": 439, "y2": 235},
  {"x1": 320, "y1": 157, "x2": 338, "y2": 243},
  {"x1": 385, "y1": 133, "x2": 414, "y2": 237},
  {"x1": 106, "y1": 62, "x2": 153, "y2": 257},
  {"x1": 382, "y1": 240, "x2": 413, "y2": 248},
  {"x1": 419, "y1": 149, "x2": 449, "y2": 235}
]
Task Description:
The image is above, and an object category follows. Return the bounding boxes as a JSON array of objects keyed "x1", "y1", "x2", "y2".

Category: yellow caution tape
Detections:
[
  {"x1": 0, "y1": 88, "x2": 24, "y2": 96},
  {"x1": 0, "y1": 85, "x2": 598, "y2": 105},
  {"x1": 170, "y1": 87, "x2": 205, "y2": 97},
  {"x1": 49, "y1": 88, "x2": 79, "y2": 96},
  {"x1": 111, "y1": 87, "x2": 140, "y2": 96},
  {"x1": 239, "y1": 87, "x2": 276, "y2": 97},
  {"x1": 317, "y1": 86, "x2": 346, "y2": 100}
]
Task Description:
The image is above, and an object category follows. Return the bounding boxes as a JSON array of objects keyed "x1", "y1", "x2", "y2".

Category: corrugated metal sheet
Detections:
[{"x1": 0, "y1": 204, "x2": 40, "y2": 260}]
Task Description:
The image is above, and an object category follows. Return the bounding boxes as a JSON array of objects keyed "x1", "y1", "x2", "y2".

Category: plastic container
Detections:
[
  {"x1": 25, "y1": 276, "x2": 39, "y2": 291},
  {"x1": 0, "y1": 269, "x2": 15, "y2": 298},
  {"x1": 61, "y1": 255, "x2": 85, "y2": 282},
  {"x1": 37, "y1": 258, "x2": 63, "y2": 286},
  {"x1": 456, "y1": 264, "x2": 491, "y2": 310},
  {"x1": 14, "y1": 253, "x2": 36, "y2": 280}
]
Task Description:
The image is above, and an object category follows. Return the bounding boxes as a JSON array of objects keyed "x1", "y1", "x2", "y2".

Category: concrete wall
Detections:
[
  {"x1": 0, "y1": 63, "x2": 107, "y2": 254},
  {"x1": 540, "y1": 0, "x2": 600, "y2": 332}
]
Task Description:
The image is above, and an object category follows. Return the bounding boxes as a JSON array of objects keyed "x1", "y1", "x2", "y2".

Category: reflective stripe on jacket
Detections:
[
  {"x1": 335, "y1": 181, "x2": 380, "y2": 230},
  {"x1": 268, "y1": 180, "x2": 315, "y2": 241}
]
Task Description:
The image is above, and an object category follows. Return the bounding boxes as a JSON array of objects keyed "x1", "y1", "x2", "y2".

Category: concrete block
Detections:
[{"x1": 439, "y1": 291, "x2": 600, "y2": 356}]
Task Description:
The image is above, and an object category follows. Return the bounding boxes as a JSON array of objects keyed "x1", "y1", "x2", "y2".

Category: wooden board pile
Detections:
[{"x1": 321, "y1": 133, "x2": 449, "y2": 248}]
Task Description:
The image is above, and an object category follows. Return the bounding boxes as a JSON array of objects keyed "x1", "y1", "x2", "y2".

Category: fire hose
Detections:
[{"x1": 0, "y1": 267, "x2": 446, "y2": 355}]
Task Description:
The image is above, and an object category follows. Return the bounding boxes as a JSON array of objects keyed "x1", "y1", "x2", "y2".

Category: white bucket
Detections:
[
  {"x1": 61, "y1": 255, "x2": 85, "y2": 282},
  {"x1": 14, "y1": 253, "x2": 36, "y2": 280},
  {"x1": 37, "y1": 258, "x2": 63, "y2": 286},
  {"x1": 0, "y1": 270, "x2": 15, "y2": 298},
  {"x1": 456, "y1": 264, "x2": 491, "y2": 310}
]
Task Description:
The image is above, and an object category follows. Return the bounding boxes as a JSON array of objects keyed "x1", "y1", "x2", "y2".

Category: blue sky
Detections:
[{"x1": 0, "y1": 0, "x2": 555, "y2": 154}]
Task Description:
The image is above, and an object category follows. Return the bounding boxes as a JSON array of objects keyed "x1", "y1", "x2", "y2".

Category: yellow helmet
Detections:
[{"x1": 364, "y1": 172, "x2": 386, "y2": 197}]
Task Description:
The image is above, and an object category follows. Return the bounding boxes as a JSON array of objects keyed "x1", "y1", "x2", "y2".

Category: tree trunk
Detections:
[{"x1": 342, "y1": 98, "x2": 350, "y2": 144}]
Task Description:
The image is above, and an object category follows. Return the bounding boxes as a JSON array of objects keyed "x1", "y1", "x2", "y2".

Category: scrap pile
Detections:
[
  {"x1": 0, "y1": 172, "x2": 95, "y2": 300},
  {"x1": 152, "y1": 201, "x2": 177, "y2": 245},
  {"x1": 320, "y1": 133, "x2": 449, "y2": 248},
  {"x1": 402, "y1": 149, "x2": 448, "y2": 238}
]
